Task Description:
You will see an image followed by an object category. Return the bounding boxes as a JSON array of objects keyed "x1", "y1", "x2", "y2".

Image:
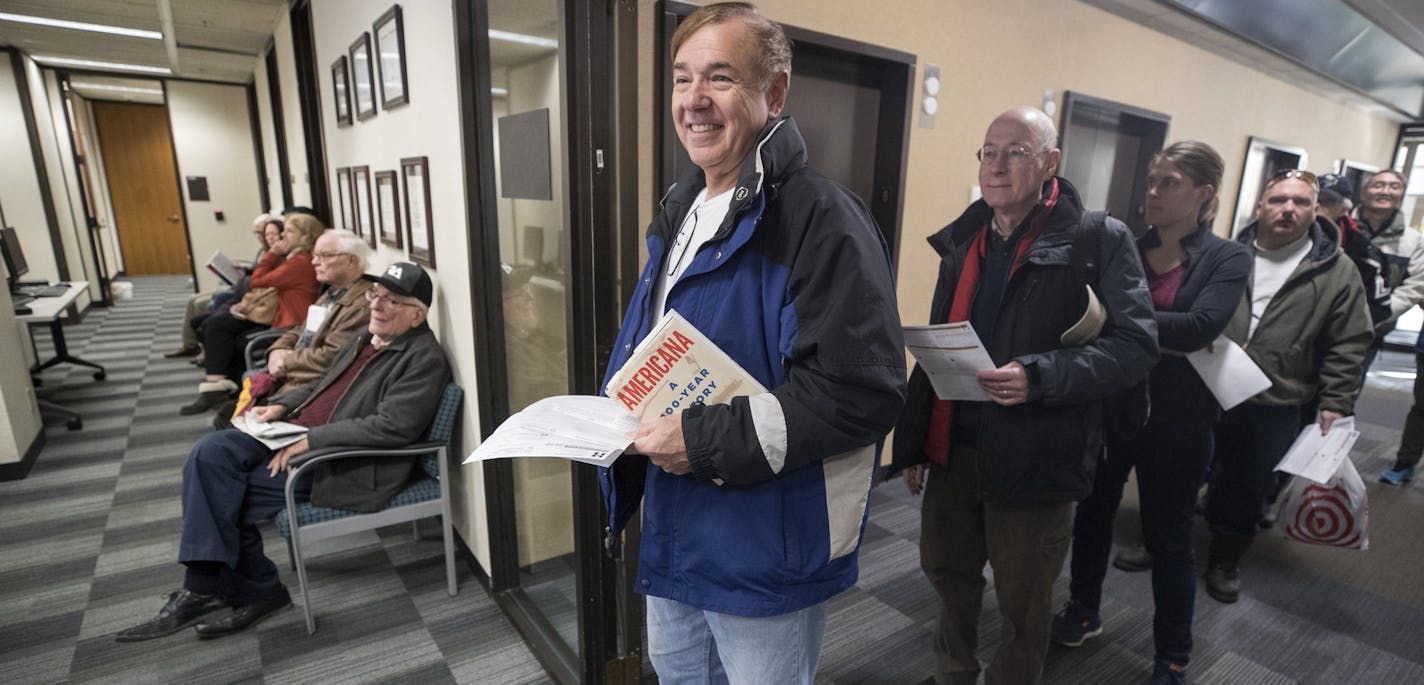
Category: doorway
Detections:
[
  {"x1": 1058, "y1": 91, "x2": 1171, "y2": 236},
  {"x1": 91, "y1": 100, "x2": 190, "y2": 275}
]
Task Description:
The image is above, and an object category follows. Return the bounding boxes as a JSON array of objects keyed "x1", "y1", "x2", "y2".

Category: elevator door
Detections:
[{"x1": 1058, "y1": 92, "x2": 1171, "y2": 236}]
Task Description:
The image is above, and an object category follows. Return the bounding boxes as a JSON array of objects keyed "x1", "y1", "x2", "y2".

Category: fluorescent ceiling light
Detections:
[
  {"x1": 0, "y1": 12, "x2": 161, "y2": 40},
  {"x1": 491, "y1": 87, "x2": 509, "y2": 97},
  {"x1": 32, "y1": 56, "x2": 171, "y2": 75},
  {"x1": 70, "y1": 82, "x2": 163, "y2": 96},
  {"x1": 489, "y1": 29, "x2": 557, "y2": 49}
]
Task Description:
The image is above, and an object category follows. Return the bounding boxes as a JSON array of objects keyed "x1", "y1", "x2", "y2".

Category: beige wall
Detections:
[
  {"x1": 167, "y1": 81, "x2": 266, "y2": 293},
  {"x1": 638, "y1": 0, "x2": 1402, "y2": 326},
  {"x1": 309, "y1": 0, "x2": 490, "y2": 568}
]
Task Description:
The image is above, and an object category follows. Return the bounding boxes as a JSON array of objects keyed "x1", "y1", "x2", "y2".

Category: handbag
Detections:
[{"x1": 237, "y1": 286, "x2": 279, "y2": 325}]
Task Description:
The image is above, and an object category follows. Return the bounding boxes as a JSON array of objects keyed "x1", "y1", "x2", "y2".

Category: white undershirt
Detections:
[
  {"x1": 651, "y1": 187, "x2": 734, "y2": 323},
  {"x1": 1249, "y1": 233, "x2": 1312, "y2": 339}
]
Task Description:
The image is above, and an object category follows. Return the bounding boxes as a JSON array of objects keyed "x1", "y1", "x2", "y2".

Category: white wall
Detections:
[
  {"x1": 0, "y1": 53, "x2": 62, "y2": 285},
  {"x1": 166, "y1": 81, "x2": 266, "y2": 293},
  {"x1": 310, "y1": 0, "x2": 488, "y2": 566},
  {"x1": 23, "y1": 59, "x2": 89, "y2": 310}
]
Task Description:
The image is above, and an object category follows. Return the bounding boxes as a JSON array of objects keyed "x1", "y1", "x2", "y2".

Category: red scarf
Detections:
[{"x1": 923, "y1": 180, "x2": 1059, "y2": 465}]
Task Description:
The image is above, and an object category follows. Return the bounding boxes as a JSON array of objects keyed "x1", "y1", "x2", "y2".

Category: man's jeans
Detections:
[{"x1": 645, "y1": 595, "x2": 826, "y2": 685}]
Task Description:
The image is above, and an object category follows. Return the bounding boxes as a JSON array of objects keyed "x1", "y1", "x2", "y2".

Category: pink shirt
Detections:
[{"x1": 1146, "y1": 262, "x2": 1186, "y2": 312}]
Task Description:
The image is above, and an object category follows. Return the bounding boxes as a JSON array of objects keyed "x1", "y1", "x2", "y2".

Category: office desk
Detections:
[{"x1": 16, "y1": 281, "x2": 105, "y2": 430}]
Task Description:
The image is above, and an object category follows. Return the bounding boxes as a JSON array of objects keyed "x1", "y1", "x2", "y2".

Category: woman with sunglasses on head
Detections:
[{"x1": 1052, "y1": 141, "x2": 1252, "y2": 685}]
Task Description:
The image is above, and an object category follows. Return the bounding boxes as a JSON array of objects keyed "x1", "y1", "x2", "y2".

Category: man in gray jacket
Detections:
[
  {"x1": 1204, "y1": 170, "x2": 1371, "y2": 603},
  {"x1": 116, "y1": 262, "x2": 451, "y2": 642}
]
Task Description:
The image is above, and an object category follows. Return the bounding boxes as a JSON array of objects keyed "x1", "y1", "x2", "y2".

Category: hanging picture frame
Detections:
[
  {"x1": 352, "y1": 165, "x2": 376, "y2": 249},
  {"x1": 374, "y1": 5, "x2": 408, "y2": 109},
  {"x1": 331, "y1": 56, "x2": 352, "y2": 127},
  {"x1": 335, "y1": 167, "x2": 354, "y2": 232},
  {"x1": 402, "y1": 156, "x2": 434, "y2": 267},
  {"x1": 375, "y1": 170, "x2": 403, "y2": 248},
  {"x1": 349, "y1": 32, "x2": 377, "y2": 121}
]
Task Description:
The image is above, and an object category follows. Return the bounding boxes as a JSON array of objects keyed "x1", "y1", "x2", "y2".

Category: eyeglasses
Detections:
[
  {"x1": 312, "y1": 251, "x2": 348, "y2": 260},
  {"x1": 365, "y1": 289, "x2": 421, "y2": 309},
  {"x1": 1269, "y1": 169, "x2": 1318, "y2": 185},
  {"x1": 976, "y1": 144, "x2": 1044, "y2": 166}
]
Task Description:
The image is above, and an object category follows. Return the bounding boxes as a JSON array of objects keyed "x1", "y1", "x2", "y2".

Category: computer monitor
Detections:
[{"x1": 1, "y1": 226, "x2": 29, "y2": 291}]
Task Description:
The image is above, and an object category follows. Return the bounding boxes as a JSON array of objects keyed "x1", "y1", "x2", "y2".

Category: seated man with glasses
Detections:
[
  {"x1": 116, "y1": 262, "x2": 451, "y2": 642},
  {"x1": 891, "y1": 106, "x2": 1157, "y2": 685},
  {"x1": 259, "y1": 229, "x2": 375, "y2": 389},
  {"x1": 1200, "y1": 169, "x2": 1370, "y2": 602}
]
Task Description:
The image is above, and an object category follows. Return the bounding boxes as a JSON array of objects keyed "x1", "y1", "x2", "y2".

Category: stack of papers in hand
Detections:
[
  {"x1": 231, "y1": 414, "x2": 309, "y2": 450},
  {"x1": 464, "y1": 310, "x2": 764, "y2": 467},
  {"x1": 206, "y1": 250, "x2": 244, "y2": 286},
  {"x1": 1276, "y1": 417, "x2": 1360, "y2": 485},
  {"x1": 465, "y1": 396, "x2": 639, "y2": 467}
]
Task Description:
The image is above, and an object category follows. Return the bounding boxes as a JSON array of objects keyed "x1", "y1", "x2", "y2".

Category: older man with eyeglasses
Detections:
[
  {"x1": 116, "y1": 262, "x2": 450, "y2": 642},
  {"x1": 261, "y1": 229, "x2": 374, "y2": 388},
  {"x1": 890, "y1": 106, "x2": 1157, "y2": 685},
  {"x1": 1200, "y1": 169, "x2": 1370, "y2": 602}
]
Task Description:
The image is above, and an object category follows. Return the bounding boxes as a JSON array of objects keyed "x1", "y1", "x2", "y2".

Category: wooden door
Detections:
[{"x1": 92, "y1": 101, "x2": 190, "y2": 275}]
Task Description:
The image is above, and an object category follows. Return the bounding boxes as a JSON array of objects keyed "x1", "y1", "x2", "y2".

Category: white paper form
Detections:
[
  {"x1": 465, "y1": 395, "x2": 640, "y2": 467},
  {"x1": 231, "y1": 414, "x2": 309, "y2": 450},
  {"x1": 1185, "y1": 335, "x2": 1273, "y2": 411},
  {"x1": 903, "y1": 322, "x2": 996, "y2": 401},
  {"x1": 1276, "y1": 416, "x2": 1360, "y2": 485}
]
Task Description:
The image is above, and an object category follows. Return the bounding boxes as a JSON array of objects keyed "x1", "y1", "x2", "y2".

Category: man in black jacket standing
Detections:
[
  {"x1": 116, "y1": 262, "x2": 451, "y2": 642},
  {"x1": 893, "y1": 106, "x2": 1157, "y2": 685}
]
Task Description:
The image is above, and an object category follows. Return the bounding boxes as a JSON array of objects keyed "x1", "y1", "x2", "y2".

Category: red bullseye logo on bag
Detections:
[{"x1": 1282, "y1": 483, "x2": 1366, "y2": 550}]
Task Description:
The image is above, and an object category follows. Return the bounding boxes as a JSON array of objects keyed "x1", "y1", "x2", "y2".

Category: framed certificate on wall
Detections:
[
  {"x1": 402, "y1": 156, "x2": 434, "y2": 267},
  {"x1": 375, "y1": 170, "x2": 403, "y2": 248}
]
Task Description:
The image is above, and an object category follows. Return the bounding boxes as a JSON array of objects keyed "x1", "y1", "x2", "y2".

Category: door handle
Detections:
[{"x1": 168, "y1": 214, "x2": 180, "y2": 223}]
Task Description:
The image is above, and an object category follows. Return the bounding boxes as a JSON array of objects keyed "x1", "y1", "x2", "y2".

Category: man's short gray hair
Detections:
[
  {"x1": 324, "y1": 228, "x2": 369, "y2": 270},
  {"x1": 670, "y1": 2, "x2": 792, "y2": 90}
]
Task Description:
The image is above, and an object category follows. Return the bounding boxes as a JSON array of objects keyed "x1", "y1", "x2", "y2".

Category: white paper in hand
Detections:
[
  {"x1": 903, "y1": 322, "x2": 994, "y2": 401},
  {"x1": 1275, "y1": 416, "x2": 1360, "y2": 485},
  {"x1": 1185, "y1": 335, "x2": 1272, "y2": 410}
]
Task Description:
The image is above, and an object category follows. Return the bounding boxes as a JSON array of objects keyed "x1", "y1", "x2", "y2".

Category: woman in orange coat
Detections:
[{"x1": 181, "y1": 213, "x2": 322, "y2": 415}]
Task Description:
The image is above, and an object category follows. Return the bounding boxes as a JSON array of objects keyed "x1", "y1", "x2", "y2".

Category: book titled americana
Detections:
[{"x1": 605, "y1": 309, "x2": 767, "y2": 422}]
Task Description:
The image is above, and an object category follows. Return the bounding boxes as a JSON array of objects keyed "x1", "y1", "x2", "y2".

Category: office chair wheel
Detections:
[
  {"x1": 66, "y1": 417, "x2": 82, "y2": 431},
  {"x1": 93, "y1": 371, "x2": 106, "y2": 381}
]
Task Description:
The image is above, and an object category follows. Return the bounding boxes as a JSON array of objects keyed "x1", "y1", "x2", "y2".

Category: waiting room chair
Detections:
[
  {"x1": 275, "y1": 383, "x2": 463, "y2": 634},
  {"x1": 243, "y1": 328, "x2": 285, "y2": 372}
]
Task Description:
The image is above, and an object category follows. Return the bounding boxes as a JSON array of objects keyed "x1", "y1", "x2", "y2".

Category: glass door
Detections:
[{"x1": 459, "y1": 0, "x2": 639, "y2": 682}]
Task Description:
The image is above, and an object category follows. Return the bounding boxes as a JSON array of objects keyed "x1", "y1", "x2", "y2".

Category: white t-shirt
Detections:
[
  {"x1": 1249, "y1": 232, "x2": 1312, "y2": 339},
  {"x1": 651, "y1": 187, "x2": 734, "y2": 322}
]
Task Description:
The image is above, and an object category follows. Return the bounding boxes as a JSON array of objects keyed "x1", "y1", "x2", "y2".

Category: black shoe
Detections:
[
  {"x1": 212, "y1": 402, "x2": 237, "y2": 430},
  {"x1": 1112, "y1": 543, "x2": 1153, "y2": 572},
  {"x1": 165, "y1": 345, "x2": 200, "y2": 358},
  {"x1": 193, "y1": 589, "x2": 291, "y2": 638},
  {"x1": 1204, "y1": 562, "x2": 1240, "y2": 604},
  {"x1": 114, "y1": 589, "x2": 227, "y2": 642}
]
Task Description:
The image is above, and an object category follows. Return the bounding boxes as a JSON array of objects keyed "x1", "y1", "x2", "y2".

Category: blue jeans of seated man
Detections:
[
  {"x1": 645, "y1": 595, "x2": 826, "y2": 685},
  {"x1": 1069, "y1": 416, "x2": 1212, "y2": 666},
  {"x1": 179, "y1": 429, "x2": 310, "y2": 604}
]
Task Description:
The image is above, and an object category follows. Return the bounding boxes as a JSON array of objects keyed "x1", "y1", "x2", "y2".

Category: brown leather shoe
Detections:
[{"x1": 1204, "y1": 562, "x2": 1240, "y2": 603}]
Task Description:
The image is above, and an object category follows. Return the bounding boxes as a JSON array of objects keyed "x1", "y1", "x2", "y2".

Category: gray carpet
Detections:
[{"x1": 2, "y1": 275, "x2": 1423, "y2": 684}]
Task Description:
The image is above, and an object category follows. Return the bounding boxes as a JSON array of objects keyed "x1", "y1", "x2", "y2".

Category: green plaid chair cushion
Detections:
[{"x1": 276, "y1": 476, "x2": 440, "y2": 537}]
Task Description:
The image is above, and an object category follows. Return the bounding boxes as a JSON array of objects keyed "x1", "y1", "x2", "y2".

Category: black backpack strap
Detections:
[{"x1": 1071, "y1": 210, "x2": 1109, "y2": 287}]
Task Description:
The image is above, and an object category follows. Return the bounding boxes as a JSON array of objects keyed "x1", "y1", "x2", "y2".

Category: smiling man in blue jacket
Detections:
[{"x1": 600, "y1": 3, "x2": 906, "y2": 683}]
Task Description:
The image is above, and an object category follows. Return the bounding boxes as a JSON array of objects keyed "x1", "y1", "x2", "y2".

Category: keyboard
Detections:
[{"x1": 18, "y1": 283, "x2": 70, "y2": 298}]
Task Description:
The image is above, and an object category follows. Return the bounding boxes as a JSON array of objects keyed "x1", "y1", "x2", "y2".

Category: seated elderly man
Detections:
[
  {"x1": 116, "y1": 262, "x2": 450, "y2": 641},
  {"x1": 263, "y1": 228, "x2": 374, "y2": 387}
]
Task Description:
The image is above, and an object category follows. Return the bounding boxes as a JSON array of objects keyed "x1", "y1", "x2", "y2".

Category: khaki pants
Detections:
[
  {"x1": 181, "y1": 291, "x2": 214, "y2": 349},
  {"x1": 920, "y1": 445, "x2": 1073, "y2": 685}
]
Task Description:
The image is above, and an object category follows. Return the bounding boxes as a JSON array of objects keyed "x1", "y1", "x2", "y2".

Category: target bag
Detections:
[{"x1": 1277, "y1": 459, "x2": 1369, "y2": 551}]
